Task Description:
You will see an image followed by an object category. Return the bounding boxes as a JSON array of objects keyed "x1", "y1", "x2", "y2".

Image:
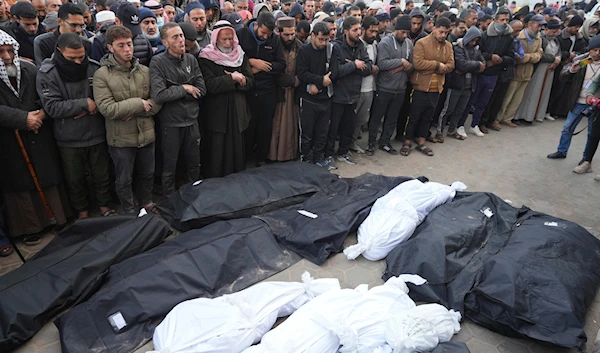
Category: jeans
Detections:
[
  {"x1": 326, "y1": 102, "x2": 357, "y2": 157},
  {"x1": 109, "y1": 143, "x2": 155, "y2": 215},
  {"x1": 369, "y1": 90, "x2": 406, "y2": 146},
  {"x1": 353, "y1": 91, "x2": 374, "y2": 141},
  {"x1": 300, "y1": 98, "x2": 331, "y2": 161},
  {"x1": 161, "y1": 124, "x2": 201, "y2": 195},
  {"x1": 558, "y1": 103, "x2": 592, "y2": 159},
  {"x1": 462, "y1": 75, "x2": 497, "y2": 127},
  {"x1": 407, "y1": 90, "x2": 439, "y2": 140},
  {"x1": 480, "y1": 80, "x2": 511, "y2": 127}
]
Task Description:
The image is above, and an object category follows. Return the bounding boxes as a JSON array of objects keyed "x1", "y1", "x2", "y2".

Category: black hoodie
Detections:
[{"x1": 330, "y1": 35, "x2": 372, "y2": 104}]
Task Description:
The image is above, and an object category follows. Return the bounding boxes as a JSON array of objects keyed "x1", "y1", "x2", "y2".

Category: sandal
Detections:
[
  {"x1": 22, "y1": 234, "x2": 42, "y2": 246},
  {"x1": 435, "y1": 133, "x2": 444, "y2": 144},
  {"x1": 426, "y1": 135, "x2": 438, "y2": 143},
  {"x1": 415, "y1": 143, "x2": 434, "y2": 156},
  {"x1": 447, "y1": 132, "x2": 465, "y2": 140},
  {"x1": 400, "y1": 142, "x2": 412, "y2": 156},
  {"x1": 144, "y1": 203, "x2": 161, "y2": 216},
  {"x1": 0, "y1": 244, "x2": 14, "y2": 257},
  {"x1": 102, "y1": 209, "x2": 118, "y2": 217}
]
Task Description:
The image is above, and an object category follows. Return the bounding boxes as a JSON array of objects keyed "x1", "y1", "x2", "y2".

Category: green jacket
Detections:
[{"x1": 93, "y1": 54, "x2": 161, "y2": 148}]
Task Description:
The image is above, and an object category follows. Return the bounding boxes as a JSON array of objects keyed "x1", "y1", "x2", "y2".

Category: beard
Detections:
[
  {"x1": 363, "y1": 36, "x2": 375, "y2": 44},
  {"x1": 144, "y1": 31, "x2": 160, "y2": 40},
  {"x1": 5, "y1": 64, "x2": 17, "y2": 78},
  {"x1": 283, "y1": 38, "x2": 295, "y2": 49},
  {"x1": 218, "y1": 44, "x2": 233, "y2": 53}
]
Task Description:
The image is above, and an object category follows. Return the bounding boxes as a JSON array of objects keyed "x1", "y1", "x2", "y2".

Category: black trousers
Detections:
[
  {"x1": 161, "y1": 124, "x2": 200, "y2": 195},
  {"x1": 585, "y1": 115, "x2": 600, "y2": 163},
  {"x1": 406, "y1": 90, "x2": 439, "y2": 140},
  {"x1": 326, "y1": 102, "x2": 357, "y2": 157},
  {"x1": 300, "y1": 98, "x2": 330, "y2": 161},
  {"x1": 480, "y1": 80, "x2": 510, "y2": 127},
  {"x1": 246, "y1": 90, "x2": 277, "y2": 162},
  {"x1": 395, "y1": 85, "x2": 412, "y2": 139},
  {"x1": 369, "y1": 91, "x2": 405, "y2": 146}
]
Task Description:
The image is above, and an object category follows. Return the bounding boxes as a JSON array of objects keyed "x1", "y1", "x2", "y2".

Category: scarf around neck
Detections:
[
  {"x1": 52, "y1": 47, "x2": 90, "y2": 82},
  {"x1": 0, "y1": 29, "x2": 21, "y2": 97}
]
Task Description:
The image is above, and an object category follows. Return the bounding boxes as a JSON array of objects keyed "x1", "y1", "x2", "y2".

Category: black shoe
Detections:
[
  {"x1": 379, "y1": 143, "x2": 399, "y2": 155},
  {"x1": 547, "y1": 151, "x2": 567, "y2": 159},
  {"x1": 512, "y1": 119, "x2": 522, "y2": 126},
  {"x1": 365, "y1": 143, "x2": 375, "y2": 156}
]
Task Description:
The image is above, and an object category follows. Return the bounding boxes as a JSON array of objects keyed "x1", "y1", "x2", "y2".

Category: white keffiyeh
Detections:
[{"x1": 0, "y1": 29, "x2": 21, "y2": 97}]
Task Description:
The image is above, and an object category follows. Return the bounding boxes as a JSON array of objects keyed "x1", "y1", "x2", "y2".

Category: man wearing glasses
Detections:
[{"x1": 34, "y1": 2, "x2": 91, "y2": 65}]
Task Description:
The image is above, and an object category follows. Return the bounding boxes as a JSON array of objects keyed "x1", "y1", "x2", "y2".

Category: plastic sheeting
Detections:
[
  {"x1": 345, "y1": 180, "x2": 466, "y2": 261},
  {"x1": 0, "y1": 215, "x2": 171, "y2": 351},
  {"x1": 55, "y1": 218, "x2": 302, "y2": 353},
  {"x1": 257, "y1": 174, "x2": 413, "y2": 265},
  {"x1": 384, "y1": 192, "x2": 600, "y2": 351},
  {"x1": 159, "y1": 162, "x2": 340, "y2": 231},
  {"x1": 150, "y1": 272, "x2": 341, "y2": 353}
]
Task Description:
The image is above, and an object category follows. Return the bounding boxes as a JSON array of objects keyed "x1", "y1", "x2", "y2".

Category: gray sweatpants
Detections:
[{"x1": 353, "y1": 91, "x2": 374, "y2": 141}]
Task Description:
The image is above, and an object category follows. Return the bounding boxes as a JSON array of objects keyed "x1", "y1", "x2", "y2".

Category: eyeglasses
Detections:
[{"x1": 65, "y1": 21, "x2": 86, "y2": 29}]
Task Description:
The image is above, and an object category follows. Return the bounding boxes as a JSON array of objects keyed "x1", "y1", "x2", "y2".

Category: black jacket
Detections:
[
  {"x1": 557, "y1": 28, "x2": 587, "y2": 62},
  {"x1": 34, "y1": 29, "x2": 92, "y2": 66},
  {"x1": 296, "y1": 41, "x2": 330, "y2": 102},
  {"x1": 236, "y1": 19, "x2": 286, "y2": 93},
  {"x1": 330, "y1": 35, "x2": 372, "y2": 105},
  {"x1": 0, "y1": 21, "x2": 44, "y2": 61},
  {"x1": 479, "y1": 30, "x2": 515, "y2": 77},
  {"x1": 559, "y1": 63, "x2": 587, "y2": 112},
  {"x1": 150, "y1": 51, "x2": 206, "y2": 127},
  {"x1": 446, "y1": 40, "x2": 484, "y2": 91},
  {"x1": 0, "y1": 61, "x2": 63, "y2": 193}
]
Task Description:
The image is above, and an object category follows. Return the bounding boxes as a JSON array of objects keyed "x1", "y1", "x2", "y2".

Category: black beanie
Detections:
[
  {"x1": 569, "y1": 15, "x2": 584, "y2": 27},
  {"x1": 396, "y1": 15, "x2": 412, "y2": 30}
]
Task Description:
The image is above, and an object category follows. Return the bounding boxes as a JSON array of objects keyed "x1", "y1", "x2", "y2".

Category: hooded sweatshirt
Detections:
[
  {"x1": 580, "y1": 17, "x2": 600, "y2": 42},
  {"x1": 376, "y1": 34, "x2": 413, "y2": 93},
  {"x1": 478, "y1": 22, "x2": 515, "y2": 76},
  {"x1": 447, "y1": 26, "x2": 484, "y2": 91},
  {"x1": 289, "y1": 2, "x2": 305, "y2": 19},
  {"x1": 253, "y1": 3, "x2": 271, "y2": 18},
  {"x1": 198, "y1": 0, "x2": 221, "y2": 30},
  {"x1": 408, "y1": 8, "x2": 427, "y2": 44}
]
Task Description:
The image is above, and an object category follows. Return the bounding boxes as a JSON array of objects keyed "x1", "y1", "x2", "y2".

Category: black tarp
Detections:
[
  {"x1": 0, "y1": 215, "x2": 171, "y2": 352},
  {"x1": 427, "y1": 342, "x2": 471, "y2": 353},
  {"x1": 257, "y1": 174, "x2": 412, "y2": 265},
  {"x1": 55, "y1": 218, "x2": 301, "y2": 353},
  {"x1": 159, "y1": 161, "x2": 340, "y2": 231},
  {"x1": 384, "y1": 192, "x2": 600, "y2": 351}
]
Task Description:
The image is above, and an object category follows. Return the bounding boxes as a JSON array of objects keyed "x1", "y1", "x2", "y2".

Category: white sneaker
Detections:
[
  {"x1": 469, "y1": 126, "x2": 484, "y2": 137},
  {"x1": 545, "y1": 114, "x2": 556, "y2": 121},
  {"x1": 457, "y1": 126, "x2": 468, "y2": 139},
  {"x1": 535, "y1": 117, "x2": 544, "y2": 123},
  {"x1": 350, "y1": 141, "x2": 365, "y2": 154}
]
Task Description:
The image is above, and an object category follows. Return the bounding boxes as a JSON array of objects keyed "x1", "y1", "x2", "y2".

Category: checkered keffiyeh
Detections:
[{"x1": 0, "y1": 29, "x2": 21, "y2": 97}]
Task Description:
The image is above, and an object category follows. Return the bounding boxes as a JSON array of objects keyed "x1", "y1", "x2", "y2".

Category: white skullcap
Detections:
[{"x1": 96, "y1": 10, "x2": 116, "y2": 22}]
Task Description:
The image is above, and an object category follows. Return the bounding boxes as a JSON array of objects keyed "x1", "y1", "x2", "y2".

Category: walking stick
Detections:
[
  {"x1": 533, "y1": 66, "x2": 552, "y2": 120},
  {"x1": 13, "y1": 129, "x2": 57, "y2": 225}
]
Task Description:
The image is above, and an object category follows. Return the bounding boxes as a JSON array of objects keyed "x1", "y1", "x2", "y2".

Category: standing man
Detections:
[
  {"x1": 235, "y1": 0, "x2": 249, "y2": 12},
  {"x1": 401, "y1": 17, "x2": 453, "y2": 157},
  {"x1": 139, "y1": 8, "x2": 161, "y2": 49},
  {"x1": 37, "y1": 33, "x2": 114, "y2": 219},
  {"x1": 185, "y1": 2, "x2": 211, "y2": 48},
  {"x1": 269, "y1": 17, "x2": 302, "y2": 162},
  {"x1": 326, "y1": 16, "x2": 372, "y2": 167},
  {"x1": 460, "y1": 9, "x2": 478, "y2": 28},
  {"x1": 1, "y1": 1, "x2": 44, "y2": 61},
  {"x1": 281, "y1": 0, "x2": 292, "y2": 15},
  {"x1": 351, "y1": 15, "x2": 378, "y2": 154},
  {"x1": 150, "y1": 22, "x2": 206, "y2": 194},
  {"x1": 296, "y1": 21, "x2": 333, "y2": 168},
  {"x1": 94, "y1": 25, "x2": 161, "y2": 215},
  {"x1": 366, "y1": 15, "x2": 413, "y2": 156},
  {"x1": 304, "y1": 0, "x2": 315, "y2": 21},
  {"x1": 34, "y1": 3, "x2": 91, "y2": 65},
  {"x1": 0, "y1": 0, "x2": 8, "y2": 27},
  {"x1": 236, "y1": 12, "x2": 286, "y2": 165},
  {"x1": 32, "y1": 0, "x2": 46, "y2": 23},
  {"x1": 495, "y1": 14, "x2": 543, "y2": 127}
]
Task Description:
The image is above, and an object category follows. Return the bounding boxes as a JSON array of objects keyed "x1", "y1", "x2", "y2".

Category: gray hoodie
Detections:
[{"x1": 376, "y1": 35, "x2": 413, "y2": 94}]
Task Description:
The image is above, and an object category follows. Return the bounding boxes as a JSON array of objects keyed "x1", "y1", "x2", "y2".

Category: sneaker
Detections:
[
  {"x1": 350, "y1": 141, "x2": 365, "y2": 154},
  {"x1": 545, "y1": 113, "x2": 556, "y2": 121},
  {"x1": 315, "y1": 159, "x2": 329, "y2": 169},
  {"x1": 337, "y1": 152, "x2": 357, "y2": 165},
  {"x1": 379, "y1": 143, "x2": 399, "y2": 155},
  {"x1": 547, "y1": 151, "x2": 567, "y2": 159},
  {"x1": 325, "y1": 156, "x2": 338, "y2": 170},
  {"x1": 456, "y1": 126, "x2": 468, "y2": 139},
  {"x1": 574, "y1": 161, "x2": 592, "y2": 174},
  {"x1": 365, "y1": 143, "x2": 375, "y2": 156},
  {"x1": 469, "y1": 126, "x2": 485, "y2": 137},
  {"x1": 535, "y1": 117, "x2": 544, "y2": 123}
]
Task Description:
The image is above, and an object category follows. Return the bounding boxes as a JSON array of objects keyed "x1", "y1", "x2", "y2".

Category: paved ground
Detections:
[{"x1": 3, "y1": 117, "x2": 600, "y2": 353}]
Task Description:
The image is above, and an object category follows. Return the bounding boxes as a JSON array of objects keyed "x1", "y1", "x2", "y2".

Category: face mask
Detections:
[
  {"x1": 494, "y1": 23, "x2": 507, "y2": 32},
  {"x1": 157, "y1": 17, "x2": 164, "y2": 29}
]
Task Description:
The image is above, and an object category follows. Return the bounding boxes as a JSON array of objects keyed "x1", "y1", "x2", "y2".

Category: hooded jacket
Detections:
[
  {"x1": 198, "y1": 0, "x2": 221, "y2": 30},
  {"x1": 376, "y1": 35, "x2": 413, "y2": 93},
  {"x1": 36, "y1": 56, "x2": 105, "y2": 148},
  {"x1": 408, "y1": 8, "x2": 428, "y2": 44},
  {"x1": 253, "y1": 3, "x2": 271, "y2": 18},
  {"x1": 150, "y1": 51, "x2": 206, "y2": 127},
  {"x1": 289, "y1": 3, "x2": 306, "y2": 19},
  {"x1": 93, "y1": 54, "x2": 161, "y2": 148},
  {"x1": 410, "y1": 32, "x2": 455, "y2": 93},
  {"x1": 446, "y1": 26, "x2": 485, "y2": 91},
  {"x1": 558, "y1": 27, "x2": 587, "y2": 61},
  {"x1": 479, "y1": 23, "x2": 515, "y2": 76},
  {"x1": 513, "y1": 29, "x2": 543, "y2": 81},
  {"x1": 330, "y1": 35, "x2": 373, "y2": 104},
  {"x1": 580, "y1": 17, "x2": 600, "y2": 42},
  {"x1": 236, "y1": 19, "x2": 286, "y2": 93}
]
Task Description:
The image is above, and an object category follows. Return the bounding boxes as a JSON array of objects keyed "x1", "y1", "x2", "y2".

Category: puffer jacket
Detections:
[
  {"x1": 330, "y1": 35, "x2": 373, "y2": 104},
  {"x1": 376, "y1": 35, "x2": 413, "y2": 94},
  {"x1": 410, "y1": 32, "x2": 455, "y2": 93},
  {"x1": 513, "y1": 30, "x2": 543, "y2": 82},
  {"x1": 93, "y1": 54, "x2": 162, "y2": 148},
  {"x1": 91, "y1": 27, "x2": 153, "y2": 67},
  {"x1": 36, "y1": 57, "x2": 106, "y2": 148}
]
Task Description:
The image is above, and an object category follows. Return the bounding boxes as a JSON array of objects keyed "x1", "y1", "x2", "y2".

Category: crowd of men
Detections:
[{"x1": 1, "y1": 0, "x2": 600, "y2": 256}]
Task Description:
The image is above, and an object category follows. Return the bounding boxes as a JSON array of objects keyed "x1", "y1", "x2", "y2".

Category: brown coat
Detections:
[
  {"x1": 410, "y1": 33, "x2": 455, "y2": 93},
  {"x1": 513, "y1": 30, "x2": 543, "y2": 82}
]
